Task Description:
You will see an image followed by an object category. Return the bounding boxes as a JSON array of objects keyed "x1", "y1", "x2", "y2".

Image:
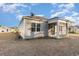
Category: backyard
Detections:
[{"x1": 0, "y1": 33, "x2": 79, "y2": 56}]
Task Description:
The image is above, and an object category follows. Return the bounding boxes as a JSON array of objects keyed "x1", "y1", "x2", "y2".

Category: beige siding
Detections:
[
  {"x1": 25, "y1": 19, "x2": 48, "y2": 39},
  {"x1": 18, "y1": 19, "x2": 25, "y2": 39}
]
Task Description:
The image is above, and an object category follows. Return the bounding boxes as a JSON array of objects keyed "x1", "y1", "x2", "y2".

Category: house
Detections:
[
  {"x1": 18, "y1": 16, "x2": 68, "y2": 39},
  {"x1": 0, "y1": 25, "x2": 17, "y2": 33},
  {"x1": 74, "y1": 25, "x2": 79, "y2": 34},
  {"x1": 48, "y1": 17, "x2": 67, "y2": 38},
  {"x1": 0, "y1": 26, "x2": 12, "y2": 32},
  {"x1": 18, "y1": 16, "x2": 48, "y2": 39}
]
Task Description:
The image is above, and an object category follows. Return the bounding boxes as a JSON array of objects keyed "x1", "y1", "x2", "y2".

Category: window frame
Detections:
[
  {"x1": 31, "y1": 23, "x2": 36, "y2": 32},
  {"x1": 37, "y1": 23, "x2": 40, "y2": 32},
  {"x1": 31, "y1": 23, "x2": 41, "y2": 32}
]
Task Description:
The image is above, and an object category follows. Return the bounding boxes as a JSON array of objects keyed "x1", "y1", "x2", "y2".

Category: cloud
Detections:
[
  {"x1": 0, "y1": 3, "x2": 79, "y2": 25},
  {"x1": 0, "y1": 4, "x2": 46, "y2": 21},
  {"x1": 50, "y1": 10, "x2": 54, "y2": 13},
  {"x1": 0, "y1": 3, "x2": 29, "y2": 21},
  {"x1": 16, "y1": 14, "x2": 24, "y2": 20},
  {"x1": 50, "y1": 8, "x2": 70, "y2": 18},
  {"x1": 58, "y1": 4, "x2": 65, "y2": 8},
  {"x1": 51, "y1": 12, "x2": 65, "y2": 18},
  {"x1": 50, "y1": 3, "x2": 75, "y2": 18},
  {"x1": 0, "y1": 3, "x2": 40, "y2": 21},
  {"x1": 51, "y1": 3, "x2": 58, "y2": 7},
  {"x1": 64, "y1": 10, "x2": 79, "y2": 24},
  {"x1": 2, "y1": 4, "x2": 17, "y2": 13},
  {"x1": 71, "y1": 11, "x2": 79, "y2": 16},
  {"x1": 64, "y1": 15, "x2": 79, "y2": 25},
  {"x1": 58, "y1": 3, "x2": 74, "y2": 9},
  {"x1": 0, "y1": 3, "x2": 5, "y2": 7},
  {"x1": 0, "y1": 3, "x2": 27, "y2": 13},
  {"x1": 65, "y1": 16, "x2": 75, "y2": 21},
  {"x1": 30, "y1": 3, "x2": 39, "y2": 6},
  {"x1": 65, "y1": 4, "x2": 74, "y2": 9},
  {"x1": 50, "y1": 3, "x2": 79, "y2": 25}
]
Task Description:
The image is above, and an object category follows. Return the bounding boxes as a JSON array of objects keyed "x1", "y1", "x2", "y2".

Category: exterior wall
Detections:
[
  {"x1": 24, "y1": 19, "x2": 48, "y2": 39},
  {"x1": 57, "y1": 20, "x2": 67, "y2": 38},
  {"x1": 18, "y1": 19, "x2": 25, "y2": 39},
  {"x1": 76, "y1": 28, "x2": 79, "y2": 33},
  {"x1": 66, "y1": 21, "x2": 75, "y2": 33},
  {"x1": 24, "y1": 19, "x2": 31, "y2": 38},
  {"x1": 43, "y1": 21, "x2": 48, "y2": 37},
  {"x1": 58, "y1": 20, "x2": 67, "y2": 35},
  {"x1": 48, "y1": 20, "x2": 67, "y2": 38}
]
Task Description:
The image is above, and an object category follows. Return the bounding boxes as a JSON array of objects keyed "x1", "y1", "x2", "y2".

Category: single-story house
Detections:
[
  {"x1": 65, "y1": 20, "x2": 76, "y2": 33},
  {"x1": 74, "y1": 25, "x2": 79, "y2": 34},
  {"x1": 18, "y1": 16, "x2": 48, "y2": 39},
  {"x1": 18, "y1": 15, "x2": 68, "y2": 39},
  {"x1": 0, "y1": 26, "x2": 12, "y2": 32},
  {"x1": 0, "y1": 26, "x2": 17, "y2": 33}
]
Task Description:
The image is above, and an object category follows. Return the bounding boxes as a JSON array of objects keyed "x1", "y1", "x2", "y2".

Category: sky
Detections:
[{"x1": 0, "y1": 3, "x2": 79, "y2": 27}]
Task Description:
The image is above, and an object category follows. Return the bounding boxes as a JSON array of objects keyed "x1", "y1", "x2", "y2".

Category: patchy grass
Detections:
[{"x1": 0, "y1": 33, "x2": 79, "y2": 56}]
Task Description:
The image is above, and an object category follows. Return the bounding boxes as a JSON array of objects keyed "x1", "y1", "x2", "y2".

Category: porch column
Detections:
[
  {"x1": 56, "y1": 20, "x2": 60, "y2": 38},
  {"x1": 23, "y1": 19, "x2": 26, "y2": 39}
]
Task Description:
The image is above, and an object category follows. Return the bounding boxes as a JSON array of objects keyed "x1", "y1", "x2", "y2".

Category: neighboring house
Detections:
[
  {"x1": 0, "y1": 26, "x2": 17, "y2": 33},
  {"x1": 18, "y1": 16, "x2": 68, "y2": 39},
  {"x1": 0, "y1": 26, "x2": 12, "y2": 32},
  {"x1": 65, "y1": 20, "x2": 76, "y2": 33},
  {"x1": 18, "y1": 16, "x2": 48, "y2": 39},
  {"x1": 75, "y1": 25, "x2": 79, "y2": 33}
]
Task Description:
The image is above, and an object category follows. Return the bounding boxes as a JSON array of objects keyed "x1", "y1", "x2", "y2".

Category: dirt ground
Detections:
[{"x1": 0, "y1": 33, "x2": 79, "y2": 56}]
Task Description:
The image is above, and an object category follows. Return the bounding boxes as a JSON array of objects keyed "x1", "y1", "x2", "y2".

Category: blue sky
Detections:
[{"x1": 0, "y1": 3, "x2": 79, "y2": 27}]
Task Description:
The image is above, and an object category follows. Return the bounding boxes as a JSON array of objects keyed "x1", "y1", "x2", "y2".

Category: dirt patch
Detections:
[
  {"x1": 0, "y1": 33, "x2": 16, "y2": 40},
  {"x1": 0, "y1": 33, "x2": 79, "y2": 55}
]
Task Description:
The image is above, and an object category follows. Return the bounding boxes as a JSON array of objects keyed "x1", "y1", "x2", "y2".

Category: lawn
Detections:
[{"x1": 0, "y1": 33, "x2": 79, "y2": 56}]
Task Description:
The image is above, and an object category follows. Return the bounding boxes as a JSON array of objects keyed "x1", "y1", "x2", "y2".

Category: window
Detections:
[
  {"x1": 37, "y1": 24, "x2": 40, "y2": 31},
  {"x1": 31, "y1": 23, "x2": 40, "y2": 32},
  {"x1": 31, "y1": 23, "x2": 36, "y2": 32}
]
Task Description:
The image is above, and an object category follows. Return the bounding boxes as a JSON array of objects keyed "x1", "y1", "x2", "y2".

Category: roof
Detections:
[
  {"x1": 48, "y1": 17, "x2": 66, "y2": 23},
  {"x1": 18, "y1": 16, "x2": 47, "y2": 27},
  {"x1": 49, "y1": 17, "x2": 63, "y2": 20},
  {"x1": 63, "y1": 19, "x2": 74, "y2": 22},
  {"x1": 22, "y1": 16, "x2": 47, "y2": 21},
  {"x1": 75, "y1": 25, "x2": 79, "y2": 28},
  {"x1": 48, "y1": 17, "x2": 65, "y2": 21}
]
